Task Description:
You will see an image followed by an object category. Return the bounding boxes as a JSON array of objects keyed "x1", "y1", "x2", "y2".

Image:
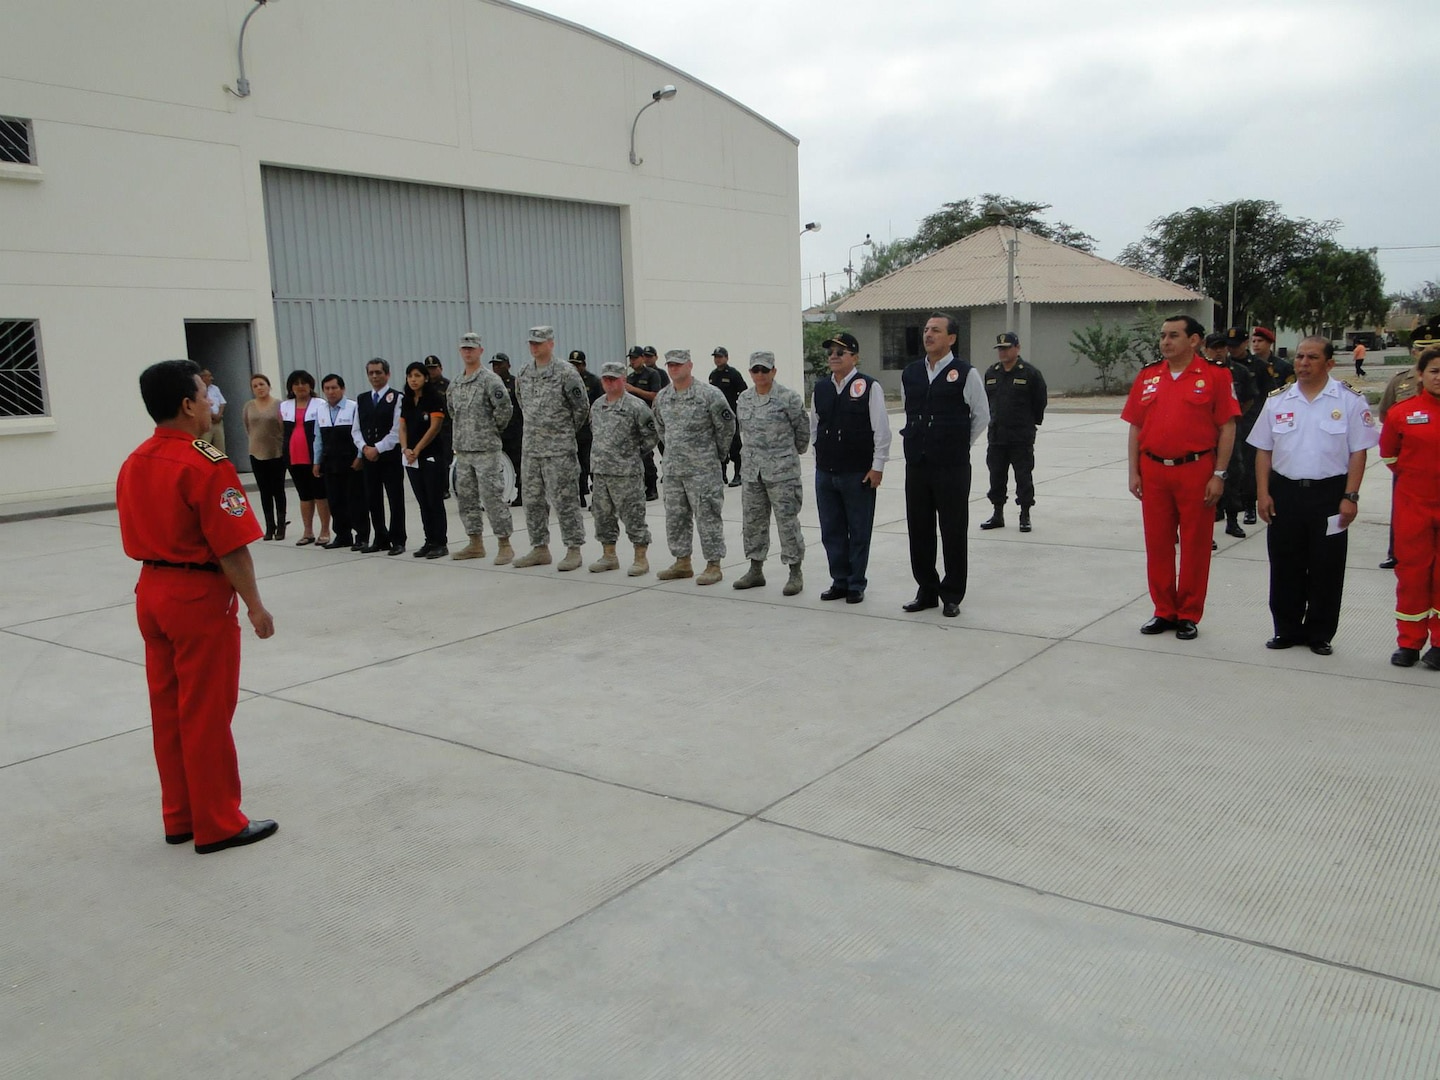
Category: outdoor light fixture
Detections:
[
  {"x1": 846, "y1": 234, "x2": 873, "y2": 289},
  {"x1": 800, "y1": 222, "x2": 822, "y2": 236},
  {"x1": 225, "y1": 0, "x2": 275, "y2": 99},
  {"x1": 629, "y1": 85, "x2": 678, "y2": 166}
]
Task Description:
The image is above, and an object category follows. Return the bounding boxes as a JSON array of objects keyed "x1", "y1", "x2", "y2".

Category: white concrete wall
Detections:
[{"x1": 0, "y1": 0, "x2": 800, "y2": 501}]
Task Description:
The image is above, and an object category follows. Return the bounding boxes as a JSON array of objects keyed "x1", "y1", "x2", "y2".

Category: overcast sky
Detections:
[{"x1": 531, "y1": 0, "x2": 1438, "y2": 309}]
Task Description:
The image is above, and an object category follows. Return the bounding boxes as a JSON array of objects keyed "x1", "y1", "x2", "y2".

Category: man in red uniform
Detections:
[
  {"x1": 116, "y1": 359, "x2": 279, "y2": 853},
  {"x1": 1123, "y1": 315, "x2": 1239, "y2": 640}
]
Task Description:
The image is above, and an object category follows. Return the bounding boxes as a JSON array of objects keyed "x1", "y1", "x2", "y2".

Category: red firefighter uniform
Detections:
[
  {"x1": 116, "y1": 429, "x2": 263, "y2": 846},
  {"x1": 1122, "y1": 355, "x2": 1240, "y2": 623},
  {"x1": 1380, "y1": 389, "x2": 1440, "y2": 650}
]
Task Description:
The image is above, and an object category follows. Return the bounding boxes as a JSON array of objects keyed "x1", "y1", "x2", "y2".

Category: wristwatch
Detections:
[
  {"x1": 1213, "y1": 470, "x2": 1228, "y2": 480},
  {"x1": 1343, "y1": 492, "x2": 1360, "y2": 504}
]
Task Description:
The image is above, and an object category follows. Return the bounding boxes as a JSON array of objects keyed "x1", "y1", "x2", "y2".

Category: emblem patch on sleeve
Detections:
[
  {"x1": 192, "y1": 439, "x2": 228, "y2": 463},
  {"x1": 220, "y1": 487, "x2": 249, "y2": 517}
]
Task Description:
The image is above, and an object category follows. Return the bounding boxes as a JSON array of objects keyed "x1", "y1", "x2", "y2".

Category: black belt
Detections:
[
  {"x1": 1143, "y1": 450, "x2": 1211, "y2": 466},
  {"x1": 142, "y1": 560, "x2": 221, "y2": 573},
  {"x1": 1272, "y1": 473, "x2": 1345, "y2": 488}
]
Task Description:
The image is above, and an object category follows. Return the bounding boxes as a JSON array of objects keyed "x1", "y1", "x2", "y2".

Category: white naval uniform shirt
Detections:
[{"x1": 1245, "y1": 376, "x2": 1379, "y2": 479}]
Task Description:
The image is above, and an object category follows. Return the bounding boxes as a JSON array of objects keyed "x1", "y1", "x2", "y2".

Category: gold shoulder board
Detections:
[{"x1": 192, "y1": 439, "x2": 228, "y2": 463}]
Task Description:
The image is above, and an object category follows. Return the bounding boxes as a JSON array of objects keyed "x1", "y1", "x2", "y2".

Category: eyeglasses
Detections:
[
  {"x1": 825, "y1": 348, "x2": 852, "y2": 357},
  {"x1": 749, "y1": 367, "x2": 770, "y2": 374}
]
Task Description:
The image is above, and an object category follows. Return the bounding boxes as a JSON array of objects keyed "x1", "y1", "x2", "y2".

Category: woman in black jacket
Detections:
[
  {"x1": 280, "y1": 369, "x2": 331, "y2": 546},
  {"x1": 399, "y1": 361, "x2": 449, "y2": 558}
]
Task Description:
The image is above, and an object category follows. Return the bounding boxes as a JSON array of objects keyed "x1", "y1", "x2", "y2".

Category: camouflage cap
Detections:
[
  {"x1": 599, "y1": 360, "x2": 627, "y2": 378},
  {"x1": 747, "y1": 350, "x2": 776, "y2": 370},
  {"x1": 459, "y1": 332, "x2": 482, "y2": 349},
  {"x1": 527, "y1": 326, "x2": 555, "y2": 343},
  {"x1": 663, "y1": 349, "x2": 691, "y2": 365}
]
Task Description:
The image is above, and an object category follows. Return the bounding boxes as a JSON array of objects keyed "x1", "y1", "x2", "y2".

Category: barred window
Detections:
[
  {"x1": 880, "y1": 315, "x2": 921, "y2": 371},
  {"x1": 0, "y1": 321, "x2": 47, "y2": 417},
  {"x1": 0, "y1": 117, "x2": 34, "y2": 165}
]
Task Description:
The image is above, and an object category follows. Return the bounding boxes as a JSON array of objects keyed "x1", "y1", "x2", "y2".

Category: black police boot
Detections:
[
  {"x1": 1018, "y1": 507, "x2": 1031, "y2": 533},
  {"x1": 1243, "y1": 506, "x2": 1257, "y2": 525},
  {"x1": 980, "y1": 505, "x2": 1005, "y2": 530}
]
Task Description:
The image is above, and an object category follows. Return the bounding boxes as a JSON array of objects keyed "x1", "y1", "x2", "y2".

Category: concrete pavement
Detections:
[{"x1": 4, "y1": 408, "x2": 1439, "y2": 1079}]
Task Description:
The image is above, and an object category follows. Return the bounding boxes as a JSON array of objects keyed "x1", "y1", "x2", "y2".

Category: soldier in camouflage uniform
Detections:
[
  {"x1": 447, "y1": 332, "x2": 515, "y2": 564},
  {"x1": 514, "y1": 326, "x2": 591, "y2": 571},
  {"x1": 586, "y1": 360, "x2": 659, "y2": 576},
  {"x1": 731, "y1": 351, "x2": 809, "y2": 596},
  {"x1": 652, "y1": 349, "x2": 735, "y2": 585}
]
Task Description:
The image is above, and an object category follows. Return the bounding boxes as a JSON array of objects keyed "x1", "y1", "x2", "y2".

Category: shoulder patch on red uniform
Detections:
[
  {"x1": 219, "y1": 487, "x2": 248, "y2": 516},
  {"x1": 192, "y1": 439, "x2": 228, "y2": 463}
]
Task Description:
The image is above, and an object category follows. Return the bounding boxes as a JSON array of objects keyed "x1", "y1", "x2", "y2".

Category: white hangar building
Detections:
[{"x1": 0, "y1": 0, "x2": 801, "y2": 502}]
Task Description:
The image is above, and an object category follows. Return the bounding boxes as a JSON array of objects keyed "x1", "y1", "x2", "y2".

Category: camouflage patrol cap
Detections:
[
  {"x1": 748, "y1": 350, "x2": 776, "y2": 370},
  {"x1": 663, "y1": 349, "x2": 691, "y2": 366},
  {"x1": 458, "y1": 332, "x2": 482, "y2": 350},
  {"x1": 599, "y1": 360, "x2": 627, "y2": 378},
  {"x1": 527, "y1": 326, "x2": 555, "y2": 344}
]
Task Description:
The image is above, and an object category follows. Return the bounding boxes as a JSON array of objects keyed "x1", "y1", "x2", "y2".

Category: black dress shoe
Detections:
[
  {"x1": 902, "y1": 596, "x2": 939, "y2": 613},
  {"x1": 942, "y1": 601, "x2": 961, "y2": 618},
  {"x1": 1309, "y1": 641, "x2": 1333, "y2": 656},
  {"x1": 1265, "y1": 636, "x2": 1300, "y2": 650},
  {"x1": 645, "y1": 489, "x2": 658, "y2": 502},
  {"x1": 1379, "y1": 557, "x2": 1398, "y2": 570},
  {"x1": 1140, "y1": 616, "x2": 1177, "y2": 635},
  {"x1": 195, "y1": 819, "x2": 278, "y2": 854},
  {"x1": 727, "y1": 477, "x2": 742, "y2": 488},
  {"x1": 1211, "y1": 540, "x2": 1218, "y2": 551},
  {"x1": 1175, "y1": 620, "x2": 1199, "y2": 640},
  {"x1": 322, "y1": 538, "x2": 351, "y2": 550},
  {"x1": 1243, "y1": 510, "x2": 1257, "y2": 525},
  {"x1": 846, "y1": 591, "x2": 865, "y2": 605},
  {"x1": 425, "y1": 546, "x2": 448, "y2": 559},
  {"x1": 165, "y1": 832, "x2": 193, "y2": 845},
  {"x1": 1225, "y1": 522, "x2": 1247, "y2": 538},
  {"x1": 819, "y1": 585, "x2": 848, "y2": 601},
  {"x1": 412, "y1": 544, "x2": 431, "y2": 558},
  {"x1": 360, "y1": 542, "x2": 386, "y2": 554},
  {"x1": 1392, "y1": 647, "x2": 1420, "y2": 667},
  {"x1": 387, "y1": 543, "x2": 405, "y2": 556},
  {"x1": 1422, "y1": 647, "x2": 1440, "y2": 671},
  {"x1": 351, "y1": 540, "x2": 368, "y2": 552}
]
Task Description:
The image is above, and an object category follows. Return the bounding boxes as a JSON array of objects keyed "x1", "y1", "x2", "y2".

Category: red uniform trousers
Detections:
[
  {"x1": 1394, "y1": 499, "x2": 1440, "y2": 650},
  {"x1": 1140, "y1": 455, "x2": 1216, "y2": 623},
  {"x1": 135, "y1": 566, "x2": 248, "y2": 846}
]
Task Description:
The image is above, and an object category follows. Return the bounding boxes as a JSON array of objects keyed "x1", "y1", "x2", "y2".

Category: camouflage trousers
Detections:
[
  {"x1": 664, "y1": 471, "x2": 726, "y2": 561},
  {"x1": 741, "y1": 476, "x2": 804, "y2": 565},
  {"x1": 522, "y1": 452, "x2": 585, "y2": 548},
  {"x1": 591, "y1": 472, "x2": 651, "y2": 546},
  {"x1": 454, "y1": 450, "x2": 512, "y2": 538}
]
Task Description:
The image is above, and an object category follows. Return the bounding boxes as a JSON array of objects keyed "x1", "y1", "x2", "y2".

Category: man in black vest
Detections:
[
  {"x1": 980, "y1": 331, "x2": 1048, "y2": 533},
  {"x1": 901, "y1": 313, "x2": 990, "y2": 617},
  {"x1": 354, "y1": 357, "x2": 407, "y2": 555},
  {"x1": 313, "y1": 373, "x2": 369, "y2": 551},
  {"x1": 810, "y1": 331, "x2": 891, "y2": 604}
]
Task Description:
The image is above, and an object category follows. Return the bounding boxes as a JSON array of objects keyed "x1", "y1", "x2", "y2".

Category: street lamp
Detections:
[
  {"x1": 225, "y1": 0, "x2": 277, "y2": 99},
  {"x1": 800, "y1": 222, "x2": 821, "y2": 236},
  {"x1": 629, "y1": 85, "x2": 678, "y2": 166},
  {"x1": 846, "y1": 234, "x2": 873, "y2": 290}
]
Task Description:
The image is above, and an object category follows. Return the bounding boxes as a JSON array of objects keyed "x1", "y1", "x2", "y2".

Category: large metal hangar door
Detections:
[{"x1": 262, "y1": 167, "x2": 625, "y2": 390}]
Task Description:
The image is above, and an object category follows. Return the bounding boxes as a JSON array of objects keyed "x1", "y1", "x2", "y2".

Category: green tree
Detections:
[
  {"x1": 856, "y1": 237, "x2": 918, "y2": 287},
  {"x1": 1271, "y1": 244, "x2": 1387, "y2": 335},
  {"x1": 802, "y1": 320, "x2": 850, "y2": 384},
  {"x1": 1390, "y1": 281, "x2": 1440, "y2": 321},
  {"x1": 909, "y1": 193, "x2": 1097, "y2": 257},
  {"x1": 1127, "y1": 302, "x2": 1166, "y2": 369},
  {"x1": 1117, "y1": 199, "x2": 1338, "y2": 328},
  {"x1": 1070, "y1": 318, "x2": 1137, "y2": 394}
]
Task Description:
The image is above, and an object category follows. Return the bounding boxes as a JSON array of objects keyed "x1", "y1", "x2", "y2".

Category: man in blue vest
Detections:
[
  {"x1": 354, "y1": 357, "x2": 407, "y2": 555},
  {"x1": 810, "y1": 331, "x2": 891, "y2": 604},
  {"x1": 900, "y1": 313, "x2": 990, "y2": 617}
]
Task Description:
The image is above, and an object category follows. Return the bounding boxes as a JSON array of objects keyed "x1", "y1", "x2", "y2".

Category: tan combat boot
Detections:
[
  {"x1": 451, "y1": 534, "x2": 486, "y2": 560},
  {"x1": 627, "y1": 544, "x2": 649, "y2": 577},
  {"x1": 493, "y1": 537, "x2": 514, "y2": 565},
  {"x1": 589, "y1": 544, "x2": 619, "y2": 573},
  {"x1": 696, "y1": 560, "x2": 724, "y2": 586},
  {"x1": 782, "y1": 564, "x2": 804, "y2": 596},
  {"x1": 656, "y1": 555, "x2": 693, "y2": 580},
  {"x1": 556, "y1": 546, "x2": 583, "y2": 572},
  {"x1": 512, "y1": 544, "x2": 551, "y2": 568},
  {"x1": 732, "y1": 560, "x2": 765, "y2": 589}
]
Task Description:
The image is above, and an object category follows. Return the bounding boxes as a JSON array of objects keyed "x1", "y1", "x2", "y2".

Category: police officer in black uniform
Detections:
[
  {"x1": 490, "y1": 352, "x2": 524, "y2": 507},
  {"x1": 708, "y1": 346, "x2": 749, "y2": 487},
  {"x1": 1211, "y1": 332, "x2": 1258, "y2": 539},
  {"x1": 979, "y1": 331, "x2": 1047, "y2": 533},
  {"x1": 625, "y1": 345, "x2": 664, "y2": 500},
  {"x1": 568, "y1": 349, "x2": 604, "y2": 507}
]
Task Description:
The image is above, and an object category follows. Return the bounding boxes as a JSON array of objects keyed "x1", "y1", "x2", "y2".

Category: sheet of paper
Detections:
[{"x1": 1326, "y1": 514, "x2": 1345, "y2": 536}]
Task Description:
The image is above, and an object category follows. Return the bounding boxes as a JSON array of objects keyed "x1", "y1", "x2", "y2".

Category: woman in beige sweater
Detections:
[{"x1": 243, "y1": 374, "x2": 287, "y2": 540}]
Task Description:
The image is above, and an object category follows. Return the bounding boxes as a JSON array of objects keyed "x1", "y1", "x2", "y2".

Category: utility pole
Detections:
[
  {"x1": 1005, "y1": 231, "x2": 1020, "y2": 332},
  {"x1": 1226, "y1": 203, "x2": 1238, "y2": 329}
]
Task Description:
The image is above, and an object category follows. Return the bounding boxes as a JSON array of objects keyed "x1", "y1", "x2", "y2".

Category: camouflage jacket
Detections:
[
  {"x1": 517, "y1": 359, "x2": 590, "y2": 457},
  {"x1": 589, "y1": 393, "x2": 659, "y2": 477},
  {"x1": 736, "y1": 383, "x2": 808, "y2": 482},
  {"x1": 447, "y1": 367, "x2": 513, "y2": 454},
  {"x1": 654, "y1": 381, "x2": 735, "y2": 476}
]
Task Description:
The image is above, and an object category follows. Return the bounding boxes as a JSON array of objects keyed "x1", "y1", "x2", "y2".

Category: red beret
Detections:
[{"x1": 1252, "y1": 327, "x2": 1275, "y2": 343}]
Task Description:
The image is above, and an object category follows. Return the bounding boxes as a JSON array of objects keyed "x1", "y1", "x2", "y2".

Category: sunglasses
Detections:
[
  {"x1": 825, "y1": 348, "x2": 852, "y2": 357},
  {"x1": 749, "y1": 366, "x2": 770, "y2": 374}
]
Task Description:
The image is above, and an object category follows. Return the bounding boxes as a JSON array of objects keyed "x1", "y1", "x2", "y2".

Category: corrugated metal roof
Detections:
[{"x1": 835, "y1": 226, "x2": 1206, "y2": 313}]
